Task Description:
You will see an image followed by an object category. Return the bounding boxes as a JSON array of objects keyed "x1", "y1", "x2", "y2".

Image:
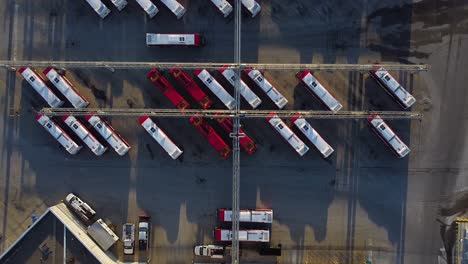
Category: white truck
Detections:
[
  {"x1": 123, "y1": 223, "x2": 135, "y2": 255},
  {"x1": 65, "y1": 193, "x2": 96, "y2": 223},
  {"x1": 138, "y1": 215, "x2": 150, "y2": 250},
  {"x1": 194, "y1": 245, "x2": 224, "y2": 258},
  {"x1": 87, "y1": 219, "x2": 119, "y2": 251}
]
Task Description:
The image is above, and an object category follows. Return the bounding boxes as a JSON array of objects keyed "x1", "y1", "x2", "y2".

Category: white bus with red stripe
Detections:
[
  {"x1": 62, "y1": 115, "x2": 108, "y2": 156},
  {"x1": 85, "y1": 115, "x2": 131, "y2": 156},
  {"x1": 109, "y1": 0, "x2": 127, "y2": 11},
  {"x1": 18, "y1": 67, "x2": 64, "y2": 108},
  {"x1": 219, "y1": 66, "x2": 262, "y2": 109},
  {"x1": 241, "y1": 0, "x2": 261, "y2": 18},
  {"x1": 136, "y1": 0, "x2": 159, "y2": 18},
  {"x1": 43, "y1": 67, "x2": 89, "y2": 108},
  {"x1": 297, "y1": 71, "x2": 342, "y2": 113},
  {"x1": 194, "y1": 69, "x2": 236, "y2": 110},
  {"x1": 267, "y1": 113, "x2": 309, "y2": 156},
  {"x1": 159, "y1": 0, "x2": 186, "y2": 19},
  {"x1": 85, "y1": 0, "x2": 111, "y2": 18},
  {"x1": 210, "y1": 0, "x2": 232, "y2": 17},
  {"x1": 35, "y1": 114, "x2": 82, "y2": 155},
  {"x1": 245, "y1": 68, "x2": 288, "y2": 109},
  {"x1": 218, "y1": 209, "x2": 273, "y2": 223},
  {"x1": 139, "y1": 116, "x2": 183, "y2": 159},
  {"x1": 291, "y1": 113, "x2": 334, "y2": 158},
  {"x1": 146, "y1": 33, "x2": 202, "y2": 46},
  {"x1": 370, "y1": 66, "x2": 416, "y2": 109},
  {"x1": 215, "y1": 229, "x2": 270, "y2": 242},
  {"x1": 368, "y1": 114, "x2": 410, "y2": 158}
]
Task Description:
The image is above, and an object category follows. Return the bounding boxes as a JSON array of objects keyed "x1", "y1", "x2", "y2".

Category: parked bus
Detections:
[
  {"x1": 214, "y1": 114, "x2": 257, "y2": 155},
  {"x1": 368, "y1": 114, "x2": 410, "y2": 158},
  {"x1": 297, "y1": 70, "x2": 342, "y2": 113},
  {"x1": 139, "y1": 116, "x2": 183, "y2": 160},
  {"x1": 194, "y1": 69, "x2": 236, "y2": 110},
  {"x1": 159, "y1": 0, "x2": 186, "y2": 19},
  {"x1": 147, "y1": 69, "x2": 190, "y2": 110},
  {"x1": 109, "y1": 0, "x2": 127, "y2": 11},
  {"x1": 290, "y1": 113, "x2": 334, "y2": 158},
  {"x1": 241, "y1": 0, "x2": 261, "y2": 17},
  {"x1": 84, "y1": 0, "x2": 111, "y2": 18},
  {"x1": 267, "y1": 113, "x2": 309, "y2": 156},
  {"x1": 85, "y1": 115, "x2": 131, "y2": 156},
  {"x1": 62, "y1": 115, "x2": 108, "y2": 156},
  {"x1": 215, "y1": 229, "x2": 270, "y2": 242},
  {"x1": 218, "y1": 209, "x2": 273, "y2": 223},
  {"x1": 18, "y1": 67, "x2": 64, "y2": 108},
  {"x1": 146, "y1": 33, "x2": 202, "y2": 46},
  {"x1": 170, "y1": 69, "x2": 213, "y2": 109},
  {"x1": 219, "y1": 66, "x2": 262, "y2": 109},
  {"x1": 135, "y1": 0, "x2": 159, "y2": 18},
  {"x1": 43, "y1": 67, "x2": 90, "y2": 108},
  {"x1": 210, "y1": 0, "x2": 233, "y2": 17},
  {"x1": 35, "y1": 114, "x2": 82, "y2": 155},
  {"x1": 370, "y1": 66, "x2": 416, "y2": 109},
  {"x1": 189, "y1": 116, "x2": 232, "y2": 159},
  {"x1": 244, "y1": 68, "x2": 288, "y2": 109}
]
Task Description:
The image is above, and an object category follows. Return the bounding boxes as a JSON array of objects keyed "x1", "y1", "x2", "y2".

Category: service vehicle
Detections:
[
  {"x1": 218, "y1": 209, "x2": 273, "y2": 223},
  {"x1": 159, "y1": 0, "x2": 186, "y2": 19},
  {"x1": 291, "y1": 113, "x2": 334, "y2": 158},
  {"x1": 84, "y1": 0, "x2": 111, "y2": 18},
  {"x1": 194, "y1": 69, "x2": 236, "y2": 110},
  {"x1": 297, "y1": 70, "x2": 343, "y2": 113},
  {"x1": 189, "y1": 116, "x2": 232, "y2": 159},
  {"x1": 170, "y1": 69, "x2": 213, "y2": 109},
  {"x1": 122, "y1": 223, "x2": 135, "y2": 255},
  {"x1": 18, "y1": 67, "x2": 64, "y2": 108},
  {"x1": 138, "y1": 215, "x2": 150, "y2": 251},
  {"x1": 85, "y1": 115, "x2": 131, "y2": 156},
  {"x1": 43, "y1": 67, "x2": 90, "y2": 108},
  {"x1": 370, "y1": 66, "x2": 416, "y2": 109},
  {"x1": 368, "y1": 114, "x2": 410, "y2": 158},
  {"x1": 219, "y1": 66, "x2": 262, "y2": 109},
  {"x1": 209, "y1": 0, "x2": 233, "y2": 17},
  {"x1": 267, "y1": 113, "x2": 309, "y2": 156},
  {"x1": 62, "y1": 115, "x2": 107, "y2": 156},
  {"x1": 214, "y1": 115, "x2": 257, "y2": 155},
  {"x1": 65, "y1": 193, "x2": 96, "y2": 223},
  {"x1": 135, "y1": 0, "x2": 159, "y2": 18},
  {"x1": 245, "y1": 68, "x2": 288, "y2": 109},
  {"x1": 35, "y1": 114, "x2": 82, "y2": 155},
  {"x1": 139, "y1": 116, "x2": 183, "y2": 159},
  {"x1": 241, "y1": 0, "x2": 261, "y2": 17},
  {"x1": 109, "y1": 0, "x2": 127, "y2": 10},
  {"x1": 146, "y1": 33, "x2": 203, "y2": 46},
  {"x1": 147, "y1": 69, "x2": 190, "y2": 110},
  {"x1": 215, "y1": 229, "x2": 270, "y2": 242},
  {"x1": 194, "y1": 245, "x2": 224, "y2": 258},
  {"x1": 87, "y1": 219, "x2": 119, "y2": 251}
]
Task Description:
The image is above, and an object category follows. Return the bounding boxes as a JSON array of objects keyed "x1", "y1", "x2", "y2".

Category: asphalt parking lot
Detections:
[{"x1": 1, "y1": 0, "x2": 468, "y2": 263}]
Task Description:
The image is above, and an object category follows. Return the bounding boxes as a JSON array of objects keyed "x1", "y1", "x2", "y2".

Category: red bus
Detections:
[
  {"x1": 170, "y1": 69, "x2": 213, "y2": 109},
  {"x1": 214, "y1": 114, "x2": 257, "y2": 155},
  {"x1": 146, "y1": 69, "x2": 190, "y2": 110},
  {"x1": 189, "y1": 116, "x2": 231, "y2": 159}
]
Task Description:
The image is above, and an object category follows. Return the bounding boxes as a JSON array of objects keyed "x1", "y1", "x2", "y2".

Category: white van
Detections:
[
  {"x1": 135, "y1": 0, "x2": 159, "y2": 18},
  {"x1": 85, "y1": 0, "x2": 111, "y2": 18}
]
